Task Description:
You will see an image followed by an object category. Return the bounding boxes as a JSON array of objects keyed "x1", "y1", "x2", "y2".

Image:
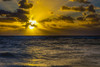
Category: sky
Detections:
[{"x1": 0, "y1": 0, "x2": 100, "y2": 36}]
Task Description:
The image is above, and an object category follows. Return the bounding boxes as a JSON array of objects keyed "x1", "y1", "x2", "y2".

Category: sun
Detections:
[
  {"x1": 29, "y1": 20, "x2": 37, "y2": 25},
  {"x1": 28, "y1": 20, "x2": 38, "y2": 29},
  {"x1": 29, "y1": 25, "x2": 35, "y2": 29}
]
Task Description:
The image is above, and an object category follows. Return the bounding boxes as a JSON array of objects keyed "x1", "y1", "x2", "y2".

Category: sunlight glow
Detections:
[
  {"x1": 29, "y1": 25, "x2": 35, "y2": 29},
  {"x1": 28, "y1": 20, "x2": 38, "y2": 29},
  {"x1": 29, "y1": 20, "x2": 37, "y2": 25}
]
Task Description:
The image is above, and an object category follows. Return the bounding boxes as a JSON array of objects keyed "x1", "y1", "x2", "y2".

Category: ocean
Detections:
[{"x1": 0, "y1": 36, "x2": 100, "y2": 67}]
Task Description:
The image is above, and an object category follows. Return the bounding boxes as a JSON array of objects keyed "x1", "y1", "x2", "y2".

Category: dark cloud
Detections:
[
  {"x1": 0, "y1": 0, "x2": 33, "y2": 22},
  {"x1": 76, "y1": 13, "x2": 100, "y2": 28},
  {"x1": 17, "y1": 9, "x2": 29, "y2": 14},
  {"x1": 70, "y1": 0, "x2": 90, "y2": 4},
  {"x1": 77, "y1": 16, "x2": 85, "y2": 21},
  {"x1": 7, "y1": 13, "x2": 28, "y2": 22},
  {"x1": 76, "y1": 13, "x2": 100, "y2": 27},
  {"x1": 19, "y1": 0, "x2": 33, "y2": 9},
  {"x1": 0, "y1": 10, "x2": 12, "y2": 15},
  {"x1": 57, "y1": 16, "x2": 75, "y2": 23},
  {"x1": 0, "y1": 18, "x2": 16, "y2": 22},
  {"x1": 61, "y1": 6, "x2": 86, "y2": 12},
  {"x1": 0, "y1": 25, "x2": 20, "y2": 28},
  {"x1": 86, "y1": 14, "x2": 100, "y2": 22},
  {"x1": 40, "y1": 18, "x2": 52, "y2": 22},
  {"x1": 40, "y1": 16, "x2": 75, "y2": 23},
  {"x1": 2, "y1": 0, "x2": 12, "y2": 1},
  {"x1": 0, "y1": 8, "x2": 29, "y2": 15},
  {"x1": 82, "y1": 23, "x2": 100, "y2": 28},
  {"x1": 88, "y1": 5, "x2": 95, "y2": 13},
  {"x1": 61, "y1": 5, "x2": 95, "y2": 13}
]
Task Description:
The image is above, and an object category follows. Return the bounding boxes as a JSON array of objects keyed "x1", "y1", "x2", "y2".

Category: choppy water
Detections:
[{"x1": 0, "y1": 36, "x2": 100, "y2": 67}]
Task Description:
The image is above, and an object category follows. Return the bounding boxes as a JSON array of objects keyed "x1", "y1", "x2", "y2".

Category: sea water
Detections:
[{"x1": 0, "y1": 36, "x2": 100, "y2": 67}]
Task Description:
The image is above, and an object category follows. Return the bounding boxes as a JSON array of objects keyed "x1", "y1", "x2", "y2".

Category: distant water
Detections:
[{"x1": 0, "y1": 36, "x2": 100, "y2": 67}]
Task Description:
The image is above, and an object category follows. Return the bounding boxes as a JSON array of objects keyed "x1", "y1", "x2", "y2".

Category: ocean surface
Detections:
[{"x1": 0, "y1": 36, "x2": 100, "y2": 67}]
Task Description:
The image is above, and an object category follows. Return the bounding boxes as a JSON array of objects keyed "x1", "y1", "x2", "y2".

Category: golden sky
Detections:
[{"x1": 0, "y1": 0, "x2": 100, "y2": 36}]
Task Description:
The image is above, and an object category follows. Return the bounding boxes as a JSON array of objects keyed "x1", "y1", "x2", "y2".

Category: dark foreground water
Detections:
[{"x1": 0, "y1": 36, "x2": 100, "y2": 67}]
